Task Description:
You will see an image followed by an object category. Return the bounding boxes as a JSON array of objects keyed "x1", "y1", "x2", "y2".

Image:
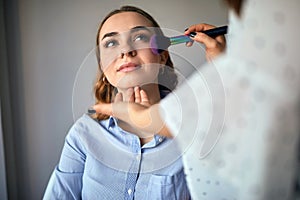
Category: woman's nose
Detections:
[
  {"x1": 120, "y1": 49, "x2": 137, "y2": 58},
  {"x1": 120, "y1": 42, "x2": 137, "y2": 58}
]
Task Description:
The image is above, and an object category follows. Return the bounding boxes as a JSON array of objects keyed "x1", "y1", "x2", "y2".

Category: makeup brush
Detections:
[{"x1": 150, "y1": 25, "x2": 228, "y2": 55}]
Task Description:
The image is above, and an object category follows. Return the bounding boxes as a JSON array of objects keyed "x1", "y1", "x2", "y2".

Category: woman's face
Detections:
[{"x1": 98, "y1": 12, "x2": 167, "y2": 90}]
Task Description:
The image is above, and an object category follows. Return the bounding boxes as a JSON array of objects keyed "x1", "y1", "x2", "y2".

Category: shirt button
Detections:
[
  {"x1": 158, "y1": 137, "x2": 163, "y2": 143},
  {"x1": 128, "y1": 188, "x2": 132, "y2": 195},
  {"x1": 136, "y1": 155, "x2": 140, "y2": 160}
]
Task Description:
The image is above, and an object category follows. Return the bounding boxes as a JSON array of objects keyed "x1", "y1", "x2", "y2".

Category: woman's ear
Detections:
[{"x1": 159, "y1": 51, "x2": 169, "y2": 64}]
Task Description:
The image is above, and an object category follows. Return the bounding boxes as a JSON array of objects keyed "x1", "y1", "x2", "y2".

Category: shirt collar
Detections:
[
  {"x1": 101, "y1": 88, "x2": 170, "y2": 144},
  {"x1": 101, "y1": 116, "x2": 118, "y2": 129},
  {"x1": 142, "y1": 135, "x2": 166, "y2": 149},
  {"x1": 103, "y1": 116, "x2": 166, "y2": 147}
]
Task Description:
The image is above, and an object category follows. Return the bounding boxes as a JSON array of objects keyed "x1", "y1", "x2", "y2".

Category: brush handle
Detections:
[
  {"x1": 202, "y1": 25, "x2": 228, "y2": 38},
  {"x1": 150, "y1": 25, "x2": 228, "y2": 54},
  {"x1": 169, "y1": 25, "x2": 228, "y2": 45}
]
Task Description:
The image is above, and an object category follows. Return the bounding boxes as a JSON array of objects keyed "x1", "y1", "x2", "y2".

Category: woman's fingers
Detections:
[
  {"x1": 92, "y1": 102, "x2": 113, "y2": 116},
  {"x1": 126, "y1": 88, "x2": 134, "y2": 102},
  {"x1": 134, "y1": 86, "x2": 141, "y2": 103},
  {"x1": 113, "y1": 87, "x2": 150, "y2": 107},
  {"x1": 114, "y1": 92, "x2": 123, "y2": 103},
  {"x1": 133, "y1": 86, "x2": 150, "y2": 106},
  {"x1": 140, "y1": 89, "x2": 150, "y2": 107}
]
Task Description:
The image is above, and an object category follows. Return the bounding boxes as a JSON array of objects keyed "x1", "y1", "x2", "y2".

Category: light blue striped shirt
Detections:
[{"x1": 44, "y1": 114, "x2": 190, "y2": 199}]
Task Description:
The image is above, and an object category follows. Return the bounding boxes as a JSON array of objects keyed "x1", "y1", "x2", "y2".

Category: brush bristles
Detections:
[{"x1": 150, "y1": 35, "x2": 171, "y2": 55}]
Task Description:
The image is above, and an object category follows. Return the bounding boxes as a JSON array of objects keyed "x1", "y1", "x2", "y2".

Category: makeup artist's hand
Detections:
[{"x1": 185, "y1": 23, "x2": 226, "y2": 61}]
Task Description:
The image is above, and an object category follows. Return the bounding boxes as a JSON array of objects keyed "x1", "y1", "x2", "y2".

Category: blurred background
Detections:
[{"x1": 0, "y1": 0, "x2": 228, "y2": 199}]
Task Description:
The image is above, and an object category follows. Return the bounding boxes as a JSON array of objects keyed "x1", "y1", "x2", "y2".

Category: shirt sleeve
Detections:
[{"x1": 43, "y1": 121, "x2": 86, "y2": 200}]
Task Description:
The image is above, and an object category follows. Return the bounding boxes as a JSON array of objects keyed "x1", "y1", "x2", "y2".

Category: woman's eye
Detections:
[
  {"x1": 134, "y1": 34, "x2": 150, "y2": 42},
  {"x1": 104, "y1": 40, "x2": 118, "y2": 48}
]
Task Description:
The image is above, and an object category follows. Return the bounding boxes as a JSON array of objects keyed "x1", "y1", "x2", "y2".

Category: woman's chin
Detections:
[{"x1": 116, "y1": 77, "x2": 157, "y2": 89}]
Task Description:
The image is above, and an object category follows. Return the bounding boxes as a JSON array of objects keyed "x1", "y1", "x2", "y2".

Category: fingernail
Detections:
[
  {"x1": 184, "y1": 28, "x2": 189, "y2": 31},
  {"x1": 189, "y1": 32, "x2": 197, "y2": 38},
  {"x1": 88, "y1": 107, "x2": 96, "y2": 114}
]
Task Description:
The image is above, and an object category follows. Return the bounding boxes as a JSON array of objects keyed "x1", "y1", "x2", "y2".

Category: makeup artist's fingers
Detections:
[
  {"x1": 184, "y1": 23, "x2": 216, "y2": 35},
  {"x1": 194, "y1": 32, "x2": 225, "y2": 60},
  {"x1": 185, "y1": 24, "x2": 211, "y2": 47},
  {"x1": 202, "y1": 35, "x2": 225, "y2": 60},
  {"x1": 185, "y1": 41, "x2": 194, "y2": 47},
  {"x1": 185, "y1": 24, "x2": 207, "y2": 47},
  {"x1": 114, "y1": 92, "x2": 123, "y2": 103},
  {"x1": 185, "y1": 23, "x2": 223, "y2": 48},
  {"x1": 186, "y1": 27, "x2": 226, "y2": 61},
  {"x1": 186, "y1": 24, "x2": 226, "y2": 47},
  {"x1": 192, "y1": 32, "x2": 224, "y2": 49},
  {"x1": 215, "y1": 35, "x2": 227, "y2": 47}
]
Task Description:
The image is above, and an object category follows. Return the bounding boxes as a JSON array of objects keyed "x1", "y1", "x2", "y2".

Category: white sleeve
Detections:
[
  {"x1": 159, "y1": 0, "x2": 300, "y2": 198},
  {"x1": 161, "y1": 55, "x2": 300, "y2": 200}
]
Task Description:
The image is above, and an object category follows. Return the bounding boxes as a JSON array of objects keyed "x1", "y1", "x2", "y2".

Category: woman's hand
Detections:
[
  {"x1": 185, "y1": 23, "x2": 226, "y2": 61},
  {"x1": 92, "y1": 87, "x2": 172, "y2": 137},
  {"x1": 115, "y1": 86, "x2": 151, "y2": 107}
]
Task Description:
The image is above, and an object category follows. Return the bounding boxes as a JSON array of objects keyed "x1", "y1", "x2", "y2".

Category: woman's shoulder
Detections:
[
  {"x1": 64, "y1": 114, "x2": 112, "y2": 152},
  {"x1": 72, "y1": 114, "x2": 100, "y2": 129},
  {"x1": 67, "y1": 114, "x2": 109, "y2": 141}
]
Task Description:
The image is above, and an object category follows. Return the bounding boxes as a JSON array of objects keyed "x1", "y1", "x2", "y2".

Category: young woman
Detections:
[{"x1": 44, "y1": 6, "x2": 192, "y2": 200}]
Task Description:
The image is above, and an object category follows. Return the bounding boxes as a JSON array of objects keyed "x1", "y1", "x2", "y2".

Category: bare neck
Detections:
[
  {"x1": 117, "y1": 83, "x2": 161, "y2": 104},
  {"x1": 117, "y1": 83, "x2": 160, "y2": 145}
]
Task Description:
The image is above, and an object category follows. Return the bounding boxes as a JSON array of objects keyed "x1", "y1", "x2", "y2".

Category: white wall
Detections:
[{"x1": 13, "y1": 0, "x2": 228, "y2": 199}]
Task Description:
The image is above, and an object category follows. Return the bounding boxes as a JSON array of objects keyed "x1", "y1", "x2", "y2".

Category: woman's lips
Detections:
[{"x1": 117, "y1": 63, "x2": 141, "y2": 72}]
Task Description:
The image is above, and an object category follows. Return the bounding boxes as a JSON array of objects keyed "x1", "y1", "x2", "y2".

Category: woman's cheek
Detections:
[{"x1": 100, "y1": 51, "x2": 119, "y2": 70}]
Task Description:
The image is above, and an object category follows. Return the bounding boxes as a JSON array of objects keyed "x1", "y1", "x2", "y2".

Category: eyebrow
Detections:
[
  {"x1": 131, "y1": 26, "x2": 152, "y2": 33},
  {"x1": 101, "y1": 26, "x2": 152, "y2": 41},
  {"x1": 101, "y1": 32, "x2": 118, "y2": 41}
]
